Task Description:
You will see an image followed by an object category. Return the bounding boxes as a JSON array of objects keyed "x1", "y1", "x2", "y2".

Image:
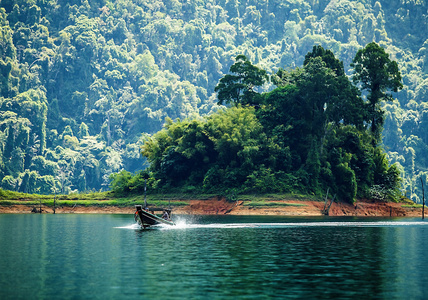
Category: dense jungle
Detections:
[{"x1": 0, "y1": 0, "x2": 427, "y2": 203}]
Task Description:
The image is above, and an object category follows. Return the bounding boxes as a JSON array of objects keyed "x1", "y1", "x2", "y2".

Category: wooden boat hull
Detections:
[{"x1": 134, "y1": 205, "x2": 174, "y2": 228}]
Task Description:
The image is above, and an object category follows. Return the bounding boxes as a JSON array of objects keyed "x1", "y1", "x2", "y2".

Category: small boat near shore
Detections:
[{"x1": 134, "y1": 205, "x2": 175, "y2": 229}]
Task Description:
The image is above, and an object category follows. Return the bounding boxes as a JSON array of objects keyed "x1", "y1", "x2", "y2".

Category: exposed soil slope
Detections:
[{"x1": 0, "y1": 197, "x2": 425, "y2": 217}]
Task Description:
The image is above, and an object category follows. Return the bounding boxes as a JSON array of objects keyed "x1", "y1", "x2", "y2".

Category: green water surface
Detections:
[{"x1": 0, "y1": 214, "x2": 427, "y2": 299}]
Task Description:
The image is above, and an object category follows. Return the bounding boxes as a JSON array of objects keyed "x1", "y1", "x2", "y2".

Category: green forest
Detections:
[
  {"x1": 115, "y1": 45, "x2": 403, "y2": 204},
  {"x1": 0, "y1": 0, "x2": 427, "y2": 202}
]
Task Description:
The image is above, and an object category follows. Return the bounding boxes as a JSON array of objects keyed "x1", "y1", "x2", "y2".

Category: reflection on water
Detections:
[{"x1": 0, "y1": 214, "x2": 427, "y2": 299}]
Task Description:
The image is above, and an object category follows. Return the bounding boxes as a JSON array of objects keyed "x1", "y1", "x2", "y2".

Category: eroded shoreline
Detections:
[{"x1": 1, "y1": 198, "x2": 426, "y2": 217}]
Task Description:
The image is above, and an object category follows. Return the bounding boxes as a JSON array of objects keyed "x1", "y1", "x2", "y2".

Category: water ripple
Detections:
[{"x1": 117, "y1": 220, "x2": 428, "y2": 230}]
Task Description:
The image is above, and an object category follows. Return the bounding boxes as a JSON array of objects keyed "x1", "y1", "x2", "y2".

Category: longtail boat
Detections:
[{"x1": 134, "y1": 205, "x2": 175, "y2": 229}]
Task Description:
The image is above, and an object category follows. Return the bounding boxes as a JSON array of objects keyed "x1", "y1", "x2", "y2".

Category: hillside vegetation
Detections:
[
  {"x1": 0, "y1": 0, "x2": 427, "y2": 202},
  {"x1": 112, "y1": 45, "x2": 402, "y2": 203}
]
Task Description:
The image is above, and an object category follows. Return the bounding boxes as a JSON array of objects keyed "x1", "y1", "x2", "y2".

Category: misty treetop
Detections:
[{"x1": 0, "y1": 1, "x2": 426, "y2": 202}]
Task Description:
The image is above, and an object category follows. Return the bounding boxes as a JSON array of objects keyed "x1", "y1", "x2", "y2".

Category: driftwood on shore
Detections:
[{"x1": 31, "y1": 207, "x2": 43, "y2": 213}]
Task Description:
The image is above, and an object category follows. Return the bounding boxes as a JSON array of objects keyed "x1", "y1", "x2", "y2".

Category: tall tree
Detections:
[
  {"x1": 214, "y1": 54, "x2": 268, "y2": 107},
  {"x1": 304, "y1": 45, "x2": 345, "y2": 77},
  {"x1": 351, "y1": 42, "x2": 403, "y2": 142}
]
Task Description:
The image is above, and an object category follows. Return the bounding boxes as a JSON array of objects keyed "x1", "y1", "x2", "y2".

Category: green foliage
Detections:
[
  {"x1": 109, "y1": 169, "x2": 132, "y2": 194},
  {"x1": 142, "y1": 106, "x2": 277, "y2": 192},
  {"x1": 243, "y1": 170, "x2": 301, "y2": 194},
  {"x1": 135, "y1": 45, "x2": 402, "y2": 203},
  {"x1": 214, "y1": 54, "x2": 268, "y2": 106},
  {"x1": 351, "y1": 42, "x2": 403, "y2": 141},
  {"x1": 0, "y1": 0, "x2": 425, "y2": 204}
]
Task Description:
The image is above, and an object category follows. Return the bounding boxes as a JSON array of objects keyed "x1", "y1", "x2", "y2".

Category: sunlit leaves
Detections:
[{"x1": 141, "y1": 106, "x2": 273, "y2": 190}]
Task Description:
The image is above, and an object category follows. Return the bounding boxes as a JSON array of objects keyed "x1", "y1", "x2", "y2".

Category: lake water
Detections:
[{"x1": 1, "y1": 214, "x2": 428, "y2": 299}]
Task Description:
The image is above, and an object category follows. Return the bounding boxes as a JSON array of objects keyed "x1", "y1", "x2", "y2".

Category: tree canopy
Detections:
[
  {"x1": 132, "y1": 45, "x2": 402, "y2": 203},
  {"x1": 215, "y1": 54, "x2": 268, "y2": 106},
  {"x1": 351, "y1": 42, "x2": 403, "y2": 141},
  {"x1": 0, "y1": 1, "x2": 425, "y2": 203}
]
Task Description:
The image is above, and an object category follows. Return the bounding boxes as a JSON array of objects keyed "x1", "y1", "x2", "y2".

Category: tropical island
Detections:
[{"x1": 0, "y1": 1, "x2": 427, "y2": 216}]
